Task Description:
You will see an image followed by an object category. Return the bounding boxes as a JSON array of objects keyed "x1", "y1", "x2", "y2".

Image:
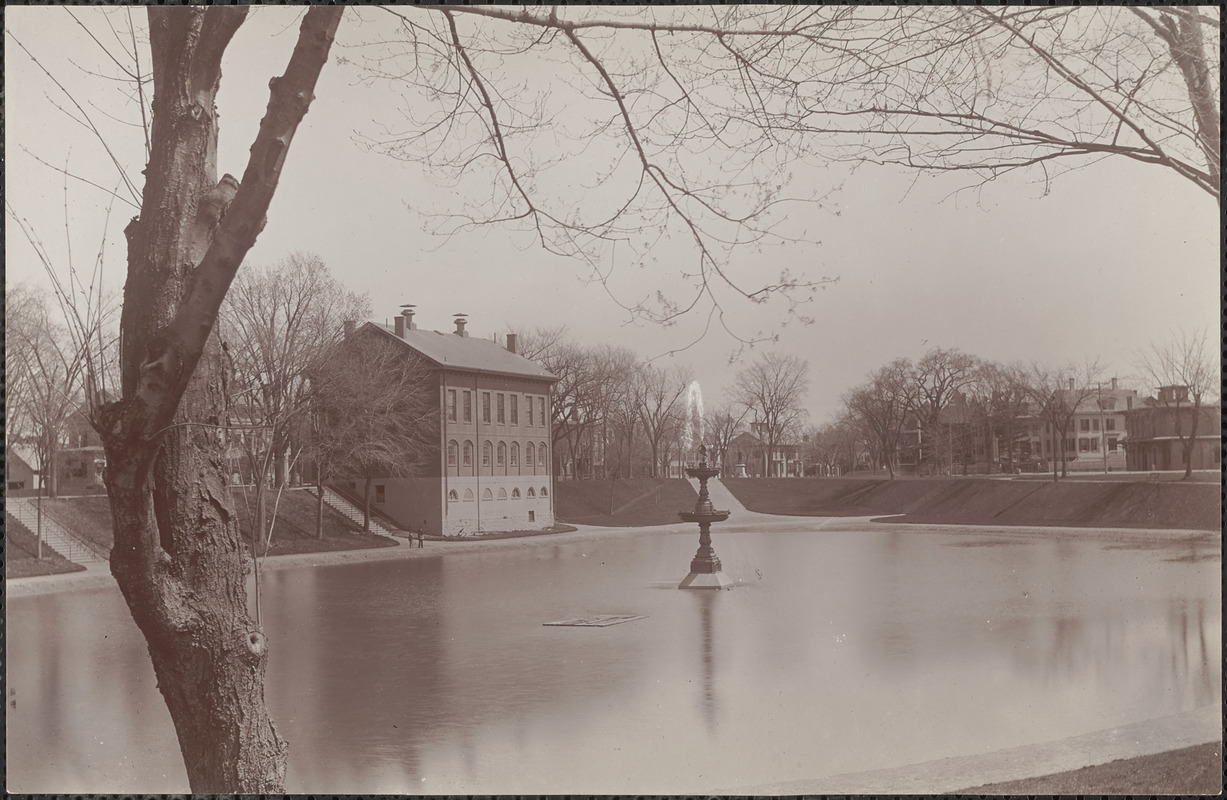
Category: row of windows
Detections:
[
  {"x1": 447, "y1": 486, "x2": 549, "y2": 502},
  {"x1": 446, "y1": 440, "x2": 547, "y2": 468},
  {"x1": 447, "y1": 390, "x2": 547, "y2": 427},
  {"x1": 1039, "y1": 437, "x2": 1118, "y2": 454},
  {"x1": 1078, "y1": 418, "x2": 1116, "y2": 432}
]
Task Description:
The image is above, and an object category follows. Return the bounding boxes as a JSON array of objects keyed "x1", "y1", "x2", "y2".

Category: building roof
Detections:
[{"x1": 365, "y1": 323, "x2": 559, "y2": 382}]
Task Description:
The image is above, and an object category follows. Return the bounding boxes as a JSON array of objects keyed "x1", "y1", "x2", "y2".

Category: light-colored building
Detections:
[
  {"x1": 1026, "y1": 378, "x2": 1138, "y2": 473},
  {"x1": 344, "y1": 308, "x2": 559, "y2": 536}
]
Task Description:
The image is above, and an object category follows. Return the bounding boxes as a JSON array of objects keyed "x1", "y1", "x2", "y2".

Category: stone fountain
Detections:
[{"x1": 678, "y1": 444, "x2": 733, "y2": 590}]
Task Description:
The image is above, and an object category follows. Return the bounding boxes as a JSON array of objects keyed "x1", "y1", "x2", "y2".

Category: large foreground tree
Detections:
[{"x1": 93, "y1": 8, "x2": 342, "y2": 792}]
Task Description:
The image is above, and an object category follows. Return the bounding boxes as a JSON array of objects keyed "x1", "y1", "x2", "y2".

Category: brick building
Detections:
[{"x1": 342, "y1": 308, "x2": 559, "y2": 535}]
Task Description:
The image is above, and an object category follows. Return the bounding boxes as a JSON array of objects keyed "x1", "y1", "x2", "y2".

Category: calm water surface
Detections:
[{"x1": 7, "y1": 525, "x2": 1220, "y2": 793}]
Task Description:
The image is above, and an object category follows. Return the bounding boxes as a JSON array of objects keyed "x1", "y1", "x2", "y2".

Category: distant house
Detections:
[
  {"x1": 340, "y1": 308, "x2": 560, "y2": 535},
  {"x1": 1024, "y1": 378, "x2": 1138, "y2": 473},
  {"x1": 1124, "y1": 387, "x2": 1221, "y2": 472},
  {"x1": 5, "y1": 445, "x2": 38, "y2": 495},
  {"x1": 728, "y1": 423, "x2": 802, "y2": 477}
]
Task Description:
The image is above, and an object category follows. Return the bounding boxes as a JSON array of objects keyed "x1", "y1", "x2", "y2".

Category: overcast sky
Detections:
[{"x1": 5, "y1": 7, "x2": 1220, "y2": 424}]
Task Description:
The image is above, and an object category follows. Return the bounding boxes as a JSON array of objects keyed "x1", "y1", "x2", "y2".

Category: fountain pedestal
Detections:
[{"x1": 679, "y1": 447, "x2": 733, "y2": 590}]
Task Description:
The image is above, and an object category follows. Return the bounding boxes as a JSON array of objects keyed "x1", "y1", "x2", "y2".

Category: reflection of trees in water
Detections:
[
  {"x1": 847, "y1": 529, "x2": 1218, "y2": 716},
  {"x1": 9, "y1": 591, "x2": 185, "y2": 792},
  {"x1": 263, "y1": 559, "x2": 448, "y2": 790}
]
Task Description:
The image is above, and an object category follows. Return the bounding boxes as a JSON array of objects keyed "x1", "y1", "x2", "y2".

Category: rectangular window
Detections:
[
  {"x1": 375, "y1": 485, "x2": 386, "y2": 503},
  {"x1": 1080, "y1": 419, "x2": 1090, "y2": 432},
  {"x1": 1092, "y1": 418, "x2": 1100, "y2": 431},
  {"x1": 528, "y1": 510, "x2": 536, "y2": 522},
  {"x1": 1107, "y1": 437, "x2": 1118, "y2": 452},
  {"x1": 463, "y1": 391, "x2": 472, "y2": 423},
  {"x1": 482, "y1": 392, "x2": 491, "y2": 423},
  {"x1": 1090, "y1": 438, "x2": 1099, "y2": 452},
  {"x1": 510, "y1": 395, "x2": 518, "y2": 425},
  {"x1": 538, "y1": 397, "x2": 546, "y2": 427},
  {"x1": 447, "y1": 389, "x2": 457, "y2": 422},
  {"x1": 1078, "y1": 438, "x2": 1088, "y2": 453},
  {"x1": 527, "y1": 395, "x2": 534, "y2": 426},
  {"x1": 1106, "y1": 418, "x2": 1115, "y2": 431},
  {"x1": 497, "y1": 393, "x2": 506, "y2": 424}
]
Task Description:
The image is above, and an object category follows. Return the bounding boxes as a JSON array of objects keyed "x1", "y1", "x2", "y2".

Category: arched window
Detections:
[
  {"x1": 447, "y1": 440, "x2": 459, "y2": 468},
  {"x1": 482, "y1": 488, "x2": 493, "y2": 501},
  {"x1": 539, "y1": 443, "x2": 547, "y2": 467},
  {"x1": 497, "y1": 441, "x2": 507, "y2": 467},
  {"x1": 540, "y1": 486, "x2": 548, "y2": 498},
  {"x1": 462, "y1": 441, "x2": 473, "y2": 467},
  {"x1": 510, "y1": 442, "x2": 520, "y2": 467},
  {"x1": 526, "y1": 442, "x2": 536, "y2": 470},
  {"x1": 482, "y1": 441, "x2": 492, "y2": 467},
  {"x1": 464, "y1": 489, "x2": 474, "y2": 501},
  {"x1": 447, "y1": 489, "x2": 459, "y2": 502},
  {"x1": 527, "y1": 487, "x2": 536, "y2": 498},
  {"x1": 512, "y1": 488, "x2": 521, "y2": 499},
  {"x1": 497, "y1": 488, "x2": 508, "y2": 500}
]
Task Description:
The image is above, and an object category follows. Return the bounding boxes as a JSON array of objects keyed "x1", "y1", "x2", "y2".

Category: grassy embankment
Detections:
[
  {"x1": 5, "y1": 512, "x2": 87, "y2": 578},
  {"x1": 721, "y1": 476, "x2": 1220, "y2": 530},
  {"x1": 38, "y1": 489, "x2": 397, "y2": 560},
  {"x1": 554, "y1": 478, "x2": 698, "y2": 527}
]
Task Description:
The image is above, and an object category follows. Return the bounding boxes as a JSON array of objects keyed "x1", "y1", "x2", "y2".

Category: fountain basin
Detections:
[{"x1": 680, "y1": 510, "x2": 731, "y2": 524}]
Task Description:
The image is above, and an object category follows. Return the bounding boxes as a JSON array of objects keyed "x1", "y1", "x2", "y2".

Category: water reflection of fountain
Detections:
[{"x1": 693, "y1": 591, "x2": 719, "y2": 734}]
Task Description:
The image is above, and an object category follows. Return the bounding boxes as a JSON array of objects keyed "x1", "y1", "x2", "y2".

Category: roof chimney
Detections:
[
  {"x1": 394, "y1": 314, "x2": 405, "y2": 338},
  {"x1": 506, "y1": 333, "x2": 518, "y2": 354},
  {"x1": 1068, "y1": 378, "x2": 1075, "y2": 391},
  {"x1": 453, "y1": 314, "x2": 469, "y2": 337},
  {"x1": 1111, "y1": 377, "x2": 1117, "y2": 391},
  {"x1": 401, "y1": 303, "x2": 417, "y2": 331}
]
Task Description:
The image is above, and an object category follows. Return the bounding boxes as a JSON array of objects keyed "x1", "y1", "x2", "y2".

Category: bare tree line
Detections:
[{"x1": 822, "y1": 335, "x2": 1216, "y2": 482}]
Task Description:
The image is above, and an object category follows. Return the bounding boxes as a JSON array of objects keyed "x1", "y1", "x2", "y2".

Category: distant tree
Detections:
[
  {"x1": 634, "y1": 363, "x2": 694, "y2": 478},
  {"x1": 843, "y1": 359, "x2": 919, "y2": 480},
  {"x1": 732, "y1": 352, "x2": 810, "y2": 477},
  {"x1": 1024, "y1": 361, "x2": 1104, "y2": 480},
  {"x1": 975, "y1": 362, "x2": 1035, "y2": 472},
  {"x1": 705, "y1": 401, "x2": 750, "y2": 477},
  {"x1": 1136, "y1": 329, "x2": 1217, "y2": 480},
  {"x1": 220, "y1": 253, "x2": 369, "y2": 487},
  {"x1": 308, "y1": 330, "x2": 439, "y2": 533},
  {"x1": 5, "y1": 287, "x2": 89, "y2": 498},
  {"x1": 911, "y1": 348, "x2": 981, "y2": 474}
]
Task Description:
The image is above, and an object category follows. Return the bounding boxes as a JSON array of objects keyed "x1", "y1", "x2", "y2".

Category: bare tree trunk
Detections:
[
  {"x1": 95, "y1": 8, "x2": 341, "y2": 792},
  {"x1": 363, "y1": 476, "x2": 372, "y2": 533},
  {"x1": 316, "y1": 472, "x2": 326, "y2": 539}
]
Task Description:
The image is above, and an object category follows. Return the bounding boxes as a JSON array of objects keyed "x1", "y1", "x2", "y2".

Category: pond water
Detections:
[{"x1": 7, "y1": 525, "x2": 1220, "y2": 794}]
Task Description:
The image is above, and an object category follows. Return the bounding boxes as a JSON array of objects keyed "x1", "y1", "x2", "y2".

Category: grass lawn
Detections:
[
  {"x1": 41, "y1": 496, "x2": 114, "y2": 552},
  {"x1": 40, "y1": 489, "x2": 398, "y2": 559},
  {"x1": 555, "y1": 478, "x2": 698, "y2": 526},
  {"x1": 232, "y1": 488, "x2": 398, "y2": 557},
  {"x1": 6, "y1": 513, "x2": 86, "y2": 578}
]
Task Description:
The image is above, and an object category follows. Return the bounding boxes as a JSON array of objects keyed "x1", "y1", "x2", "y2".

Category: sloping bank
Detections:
[{"x1": 721, "y1": 477, "x2": 1220, "y2": 531}]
